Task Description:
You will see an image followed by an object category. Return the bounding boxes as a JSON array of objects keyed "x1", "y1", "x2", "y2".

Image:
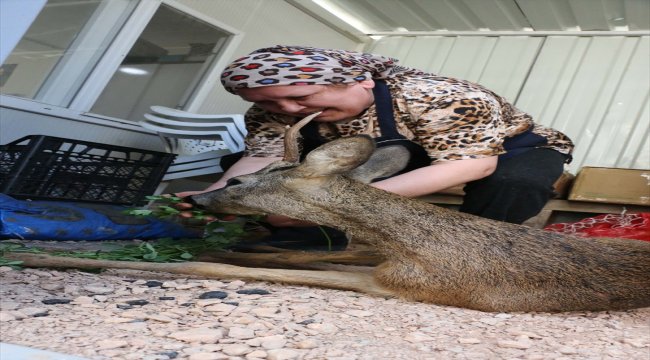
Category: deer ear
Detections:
[
  {"x1": 293, "y1": 136, "x2": 375, "y2": 177},
  {"x1": 346, "y1": 145, "x2": 410, "y2": 183}
]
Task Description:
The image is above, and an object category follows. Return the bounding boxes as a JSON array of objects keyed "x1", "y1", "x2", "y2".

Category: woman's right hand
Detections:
[{"x1": 173, "y1": 190, "x2": 206, "y2": 199}]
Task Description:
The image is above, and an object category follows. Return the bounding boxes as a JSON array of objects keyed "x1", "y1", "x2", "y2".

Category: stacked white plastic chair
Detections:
[{"x1": 138, "y1": 106, "x2": 246, "y2": 189}]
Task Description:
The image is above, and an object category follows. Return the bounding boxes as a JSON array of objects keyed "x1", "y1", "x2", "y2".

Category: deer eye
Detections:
[{"x1": 226, "y1": 178, "x2": 243, "y2": 187}]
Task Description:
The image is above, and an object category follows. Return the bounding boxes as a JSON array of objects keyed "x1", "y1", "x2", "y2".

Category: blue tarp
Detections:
[{"x1": 0, "y1": 194, "x2": 199, "y2": 241}]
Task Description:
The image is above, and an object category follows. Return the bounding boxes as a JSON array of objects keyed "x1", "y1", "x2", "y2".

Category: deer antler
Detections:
[{"x1": 283, "y1": 111, "x2": 322, "y2": 163}]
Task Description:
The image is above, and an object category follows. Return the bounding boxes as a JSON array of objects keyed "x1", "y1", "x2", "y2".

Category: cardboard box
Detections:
[{"x1": 568, "y1": 167, "x2": 650, "y2": 205}]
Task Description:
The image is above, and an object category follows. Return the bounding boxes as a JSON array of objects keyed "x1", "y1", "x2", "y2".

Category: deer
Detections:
[
  {"x1": 8, "y1": 113, "x2": 649, "y2": 312},
  {"x1": 184, "y1": 112, "x2": 650, "y2": 313}
]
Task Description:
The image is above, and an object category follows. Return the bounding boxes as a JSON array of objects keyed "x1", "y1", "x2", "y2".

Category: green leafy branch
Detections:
[{"x1": 1, "y1": 195, "x2": 252, "y2": 265}]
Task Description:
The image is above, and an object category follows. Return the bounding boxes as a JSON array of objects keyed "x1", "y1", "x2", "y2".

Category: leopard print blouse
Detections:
[{"x1": 241, "y1": 74, "x2": 574, "y2": 163}]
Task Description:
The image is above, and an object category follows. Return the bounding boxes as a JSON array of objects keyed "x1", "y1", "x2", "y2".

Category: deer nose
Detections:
[{"x1": 183, "y1": 195, "x2": 201, "y2": 208}]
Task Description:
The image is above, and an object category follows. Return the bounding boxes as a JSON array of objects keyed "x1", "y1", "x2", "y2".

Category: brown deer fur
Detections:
[{"x1": 188, "y1": 118, "x2": 650, "y2": 312}]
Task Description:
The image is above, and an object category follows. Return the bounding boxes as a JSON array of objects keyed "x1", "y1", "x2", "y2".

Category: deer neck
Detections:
[{"x1": 290, "y1": 176, "x2": 444, "y2": 241}]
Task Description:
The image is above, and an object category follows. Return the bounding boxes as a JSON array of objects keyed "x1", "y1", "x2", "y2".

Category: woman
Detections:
[{"x1": 179, "y1": 45, "x2": 573, "y2": 248}]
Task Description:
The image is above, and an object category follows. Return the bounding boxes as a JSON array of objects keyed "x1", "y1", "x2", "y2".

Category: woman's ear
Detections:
[{"x1": 358, "y1": 79, "x2": 375, "y2": 89}]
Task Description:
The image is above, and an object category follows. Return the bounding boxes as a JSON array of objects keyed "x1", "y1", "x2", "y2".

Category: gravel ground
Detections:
[{"x1": 1, "y1": 264, "x2": 648, "y2": 360}]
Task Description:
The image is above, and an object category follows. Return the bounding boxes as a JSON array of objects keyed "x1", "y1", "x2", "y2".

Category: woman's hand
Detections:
[{"x1": 173, "y1": 190, "x2": 206, "y2": 199}]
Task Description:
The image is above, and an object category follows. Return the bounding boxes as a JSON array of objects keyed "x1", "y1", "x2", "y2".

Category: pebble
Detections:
[
  {"x1": 204, "y1": 303, "x2": 237, "y2": 314},
  {"x1": 8, "y1": 311, "x2": 27, "y2": 320},
  {"x1": 83, "y1": 284, "x2": 115, "y2": 295},
  {"x1": 72, "y1": 296, "x2": 94, "y2": 304},
  {"x1": 130, "y1": 286, "x2": 148, "y2": 295},
  {"x1": 188, "y1": 353, "x2": 226, "y2": 360},
  {"x1": 19, "y1": 307, "x2": 49, "y2": 317},
  {"x1": 266, "y1": 348, "x2": 300, "y2": 360},
  {"x1": 42, "y1": 298, "x2": 72, "y2": 305},
  {"x1": 225, "y1": 280, "x2": 246, "y2": 289},
  {"x1": 246, "y1": 350, "x2": 268, "y2": 359},
  {"x1": 558, "y1": 346, "x2": 579, "y2": 354},
  {"x1": 96, "y1": 339, "x2": 129, "y2": 349},
  {"x1": 105, "y1": 317, "x2": 134, "y2": 324},
  {"x1": 175, "y1": 283, "x2": 203, "y2": 290},
  {"x1": 0, "y1": 301, "x2": 20, "y2": 310},
  {"x1": 146, "y1": 314, "x2": 176, "y2": 323},
  {"x1": 64, "y1": 284, "x2": 81, "y2": 295},
  {"x1": 404, "y1": 332, "x2": 434, "y2": 343},
  {"x1": 126, "y1": 299, "x2": 150, "y2": 306},
  {"x1": 237, "y1": 289, "x2": 271, "y2": 295},
  {"x1": 233, "y1": 315, "x2": 257, "y2": 325},
  {"x1": 40, "y1": 282, "x2": 64, "y2": 291},
  {"x1": 228, "y1": 327, "x2": 256, "y2": 339},
  {"x1": 251, "y1": 307, "x2": 280, "y2": 318},
  {"x1": 258, "y1": 335, "x2": 287, "y2": 350},
  {"x1": 198, "y1": 291, "x2": 228, "y2": 300},
  {"x1": 497, "y1": 339, "x2": 532, "y2": 349},
  {"x1": 158, "y1": 351, "x2": 179, "y2": 359},
  {"x1": 508, "y1": 329, "x2": 543, "y2": 339},
  {"x1": 197, "y1": 299, "x2": 223, "y2": 307},
  {"x1": 457, "y1": 337, "x2": 482, "y2": 344},
  {"x1": 161, "y1": 281, "x2": 178, "y2": 288},
  {"x1": 345, "y1": 309, "x2": 373, "y2": 317},
  {"x1": 145, "y1": 280, "x2": 164, "y2": 287},
  {"x1": 168, "y1": 328, "x2": 225, "y2": 343},
  {"x1": 305, "y1": 322, "x2": 338, "y2": 334},
  {"x1": 222, "y1": 344, "x2": 252, "y2": 356},
  {"x1": 0, "y1": 311, "x2": 16, "y2": 322},
  {"x1": 621, "y1": 338, "x2": 648, "y2": 348},
  {"x1": 294, "y1": 339, "x2": 319, "y2": 349}
]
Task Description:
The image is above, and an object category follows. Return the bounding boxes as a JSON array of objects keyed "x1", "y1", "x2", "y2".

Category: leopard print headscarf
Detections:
[{"x1": 220, "y1": 45, "x2": 423, "y2": 94}]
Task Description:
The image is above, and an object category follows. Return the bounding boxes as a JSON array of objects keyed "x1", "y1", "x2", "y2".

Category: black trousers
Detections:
[{"x1": 460, "y1": 148, "x2": 568, "y2": 224}]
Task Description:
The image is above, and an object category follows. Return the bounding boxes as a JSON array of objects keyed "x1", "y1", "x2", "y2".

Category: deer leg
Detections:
[
  {"x1": 5, "y1": 253, "x2": 395, "y2": 298},
  {"x1": 196, "y1": 250, "x2": 383, "y2": 268}
]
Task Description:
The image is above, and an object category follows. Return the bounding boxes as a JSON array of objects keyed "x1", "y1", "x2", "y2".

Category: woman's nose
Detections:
[{"x1": 276, "y1": 100, "x2": 304, "y2": 113}]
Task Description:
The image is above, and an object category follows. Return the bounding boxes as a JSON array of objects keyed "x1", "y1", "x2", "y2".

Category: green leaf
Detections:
[
  {"x1": 145, "y1": 195, "x2": 165, "y2": 201},
  {"x1": 157, "y1": 206, "x2": 180, "y2": 215},
  {"x1": 2, "y1": 214, "x2": 254, "y2": 264},
  {"x1": 125, "y1": 209, "x2": 153, "y2": 216},
  {"x1": 142, "y1": 253, "x2": 158, "y2": 260}
]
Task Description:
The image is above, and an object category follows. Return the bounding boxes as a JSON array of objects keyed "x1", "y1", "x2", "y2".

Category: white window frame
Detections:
[{"x1": 0, "y1": 0, "x2": 243, "y2": 130}]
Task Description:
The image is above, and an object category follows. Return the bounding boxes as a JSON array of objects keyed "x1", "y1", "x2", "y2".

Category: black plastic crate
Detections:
[{"x1": 0, "y1": 135, "x2": 175, "y2": 205}]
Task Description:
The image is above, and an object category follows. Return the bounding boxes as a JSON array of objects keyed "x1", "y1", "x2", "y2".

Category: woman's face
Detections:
[{"x1": 236, "y1": 80, "x2": 375, "y2": 122}]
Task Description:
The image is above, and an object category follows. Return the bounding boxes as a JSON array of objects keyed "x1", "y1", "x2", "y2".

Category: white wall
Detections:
[
  {"x1": 0, "y1": 106, "x2": 163, "y2": 151},
  {"x1": 177, "y1": 0, "x2": 362, "y2": 115},
  {"x1": 1, "y1": 0, "x2": 360, "y2": 151},
  {"x1": 367, "y1": 35, "x2": 650, "y2": 172}
]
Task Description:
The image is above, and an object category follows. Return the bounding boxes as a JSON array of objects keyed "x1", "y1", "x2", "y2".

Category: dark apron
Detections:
[{"x1": 299, "y1": 79, "x2": 431, "y2": 177}]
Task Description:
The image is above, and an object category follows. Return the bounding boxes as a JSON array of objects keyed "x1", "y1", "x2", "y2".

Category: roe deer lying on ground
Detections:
[{"x1": 186, "y1": 113, "x2": 650, "y2": 313}]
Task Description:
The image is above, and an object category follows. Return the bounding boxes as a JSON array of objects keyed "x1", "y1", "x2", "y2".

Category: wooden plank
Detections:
[{"x1": 543, "y1": 200, "x2": 650, "y2": 214}]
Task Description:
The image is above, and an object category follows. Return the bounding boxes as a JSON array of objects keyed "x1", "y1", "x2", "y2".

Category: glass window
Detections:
[
  {"x1": 90, "y1": 4, "x2": 231, "y2": 121},
  {"x1": 0, "y1": 0, "x2": 136, "y2": 106}
]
